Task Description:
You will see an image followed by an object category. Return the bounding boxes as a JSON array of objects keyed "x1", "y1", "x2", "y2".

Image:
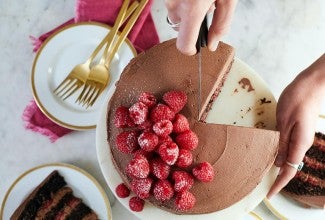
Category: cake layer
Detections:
[
  {"x1": 306, "y1": 146, "x2": 325, "y2": 163},
  {"x1": 66, "y1": 202, "x2": 97, "y2": 220},
  {"x1": 107, "y1": 39, "x2": 280, "y2": 214},
  {"x1": 302, "y1": 165, "x2": 325, "y2": 180},
  {"x1": 35, "y1": 187, "x2": 72, "y2": 219},
  {"x1": 54, "y1": 197, "x2": 82, "y2": 220}
]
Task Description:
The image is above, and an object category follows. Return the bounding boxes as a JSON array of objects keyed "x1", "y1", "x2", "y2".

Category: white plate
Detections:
[
  {"x1": 264, "y1": 195, "x2": 325, "y2": 220},
  {"x1": 31, "y1": 22, "x2": 136, "y2": 130},
  {"x1": 96, "y1": 57, "x2": 279, "y2": 220},
  {"x1": 0, "y1": 163, "x2": 112, "y2": 220}
]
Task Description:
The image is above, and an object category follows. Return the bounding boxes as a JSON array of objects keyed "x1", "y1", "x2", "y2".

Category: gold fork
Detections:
[
  {"x1": 78, "y1": 0, "x2": 149, "y2": 108},
  {"x1": 53, "y1": 0, "x2": 138, "y2": 100}
]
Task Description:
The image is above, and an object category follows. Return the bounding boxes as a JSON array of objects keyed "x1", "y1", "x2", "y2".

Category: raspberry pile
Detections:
[{"x1": 114, "y1": 91, "x2": 214, "y2": 212}]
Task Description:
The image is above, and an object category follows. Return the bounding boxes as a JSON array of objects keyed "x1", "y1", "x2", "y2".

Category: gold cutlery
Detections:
[
  {"x1": 77, "y1": 0, "x2": 148, "y2": 108},
  {"x1": 53, "y1": 0, "x2": 138, "y2": 100}
]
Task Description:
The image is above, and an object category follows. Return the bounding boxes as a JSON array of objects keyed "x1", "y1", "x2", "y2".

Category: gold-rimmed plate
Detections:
[
  {"x1": 0, "y1": 163, "x2": 112, "y2": 220},
  {"x1": 31, "y1": 22, "x2": 137, "y2": 130}
]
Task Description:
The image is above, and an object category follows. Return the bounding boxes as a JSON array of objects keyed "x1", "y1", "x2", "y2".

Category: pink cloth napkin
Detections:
[{"x1": 23, "y1": 0, "x2": 159, "y2": 142}]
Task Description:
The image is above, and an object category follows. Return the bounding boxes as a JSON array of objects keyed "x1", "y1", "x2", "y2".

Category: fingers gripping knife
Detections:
[{"x1": 196, "y1": 16, "x2": 208, "y2": 121}]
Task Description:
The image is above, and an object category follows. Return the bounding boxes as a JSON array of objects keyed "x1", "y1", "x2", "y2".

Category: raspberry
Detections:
[
  {"x1": 150, "y1": 157, "x2": 170, "y2": 180},
  {"x1": 150, "y1": 104, "x2": 175, "y2": 123},
  {"x1": 129, "y1": 102, "x2": 148, "y2": 125},
  {"x1": 126, "y1": 154, "x2": 150, "y2": 179},
  {"x1": 158, "y1": 136, "x2": 173, "y2": 146},
  {"x1": 158, "y1": 142, "x2": 179, "y2": 165},
  {"x1": 153, "y1": 180, "x2": 174, "y2": 201},
  {"x1": 129, "y1": 196, "x2": 145, "y2": 212},
  {"x1": 116, "y1": 131, "x2": 138, "y2": 154},
  {"x1": 172, "y1": 171, "x2": 194, "y2": 192},
  {"x1": 114, "y1": 106, "x2": 135, "y2": 128},
  {"x1": 176, "y1": 149, "x2": 193, "y2": 168},
  {"x1": 133, "y1": 149, "x2": 153, "y2": 160},
  {"x1": 175, "y1": 130, "x2": 198, "y2": 150},
  {"x1": 175, "y1": 191, "x2": 196, "y2": 211},
  {"x1": 138, "y1": 131, "x2": 159, "y2": 152},
  {"x1": 115, "y1": 183, "x2": 130, "y2": 198},
  {"x1": 173, "y1": 114, "x2": 190, "y2": 133},
  {"x1": 137, "y1": 119, "x2": 153, "y2": 131},
  {"x1": 131, "y1": 178, "x2": 153, "y2": 199},
  {"x1": 163, "y1": 90, "x2": 187, "y2": 113},
  {"x1": 153, "y1": 120, "x2": 173, "y2": 137},
  {"x1": 139, "y1": 92, "x2": 157, "y2": 109},
  {"x1": 192, "y1": 162, "x2": 214, "y2": 182}
]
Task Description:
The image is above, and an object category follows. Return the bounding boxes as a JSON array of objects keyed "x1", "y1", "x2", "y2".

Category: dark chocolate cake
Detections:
[
  {"x1": 283, "y1": 132, "x2": 325, "y2": 208},
  {"x1": 11, "y1": 170, "x2": 98, "y2": 220}
]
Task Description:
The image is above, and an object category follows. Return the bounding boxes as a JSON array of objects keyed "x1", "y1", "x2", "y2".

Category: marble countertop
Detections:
[{"x1": 0, "y1": 0, "x2": 324, "y2": 220}]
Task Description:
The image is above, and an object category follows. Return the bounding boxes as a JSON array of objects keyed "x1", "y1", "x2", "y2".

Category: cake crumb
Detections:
[
  {"x1": 260, "y1": 98, "x2": 272, "y2": 105},
  {"x1": 257, "y1": 111, "x2": 264, "y2": 116},
  {"x1": 254, "y1": 121, "x2": 266, "y2": 128},
  {"x1": 238, "y1": 78, "x2": 255, "y2": 92}
]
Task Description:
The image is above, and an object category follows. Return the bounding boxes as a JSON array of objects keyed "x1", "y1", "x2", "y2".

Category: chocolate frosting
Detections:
[{"x1": 106, "y1": 39, "x2": 279, "y2": 214}]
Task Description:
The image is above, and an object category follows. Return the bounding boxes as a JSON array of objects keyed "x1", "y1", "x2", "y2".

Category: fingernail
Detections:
[{"x1": 208, "y1": 38, "x2": 219, "y2": 51}]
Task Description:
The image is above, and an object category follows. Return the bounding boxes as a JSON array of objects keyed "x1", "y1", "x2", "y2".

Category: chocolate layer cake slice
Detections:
[
  {"x1": 11, "y1": 170, "x2": 99, "y2": 220},
  {"x1": 283, "y1": 132, "x2": 325, "y2": 208},
  {"x1": 11, "y1": 170, "x2": 66, "y2": 219}
]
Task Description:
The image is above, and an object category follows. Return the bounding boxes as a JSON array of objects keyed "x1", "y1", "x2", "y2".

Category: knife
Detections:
[{"x1": 196, "y1": 15, "x2": 208, "y2": 121}]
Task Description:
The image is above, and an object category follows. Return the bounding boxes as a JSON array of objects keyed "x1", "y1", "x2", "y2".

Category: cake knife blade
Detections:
[{"x1": 196, "y1": 15, "x2": 208, "y2": 121}]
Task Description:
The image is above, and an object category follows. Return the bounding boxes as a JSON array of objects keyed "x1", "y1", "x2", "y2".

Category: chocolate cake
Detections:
[
  {"x1": 283, "y1": 132, "x2": 325, "y2": 208},
  {"x1": 106, "y1": 39, "x2": 280, "y2": 214},
  {"x1": 10, "y1": 170, "x2": 98, "y2": 220}
]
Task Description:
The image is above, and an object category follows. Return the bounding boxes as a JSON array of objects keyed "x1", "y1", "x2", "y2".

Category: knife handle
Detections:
[{"x1": 196, "y1": 15, "x2": 208, "y2": 52}]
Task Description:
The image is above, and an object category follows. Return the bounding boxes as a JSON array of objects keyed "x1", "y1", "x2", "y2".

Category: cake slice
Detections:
[
  {"x1": 10, "y1": 170, "x2": 98, "y2": 220},
  {"x1": 11, "y1": 170, "x2": 66, "y2": 219},
  {"x1": 283, "y1": 132, "x2": 325, "y2": 208}
]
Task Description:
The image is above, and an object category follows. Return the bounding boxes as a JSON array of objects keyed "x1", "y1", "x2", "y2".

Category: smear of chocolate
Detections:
[{"x1": 238, "y1": 78, "x2": 255, "y2": 92}]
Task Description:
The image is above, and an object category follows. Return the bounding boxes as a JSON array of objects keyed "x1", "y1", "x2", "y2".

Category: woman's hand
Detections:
[
  {"x1": 165, "y1": 0, "x2": 237, "y2": 55},
  {"x1": 267, "y1": 54, "x2": 325, "y2": 198}
]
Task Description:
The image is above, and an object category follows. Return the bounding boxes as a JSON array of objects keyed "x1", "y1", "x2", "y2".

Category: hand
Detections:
[
  {"x1": 267, "y1": 54, "x2": 325, "y2": 199},
  {"x1": 165, "y1": 0, "x2": 237, "y2": 55}
]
